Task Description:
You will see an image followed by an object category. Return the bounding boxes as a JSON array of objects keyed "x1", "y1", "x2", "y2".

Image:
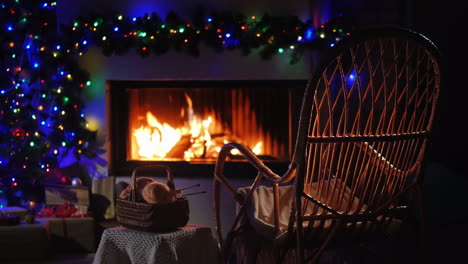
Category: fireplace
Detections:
[{"x1": 106, "y1": 79, "x2": 306, "y2": 177}]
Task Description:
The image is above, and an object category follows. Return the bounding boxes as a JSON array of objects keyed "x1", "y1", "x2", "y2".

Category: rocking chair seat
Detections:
[{"x1": 238, "y1": 179, "x2": 401, "y2": 245}]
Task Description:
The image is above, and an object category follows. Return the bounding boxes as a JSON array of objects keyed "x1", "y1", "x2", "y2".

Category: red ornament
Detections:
[
  {"x1": 11, "y1": 128, "x2": 25, "y2": 140},
  {"x1": 60, "y1": 176, "x2": 71, "y2": 185}
]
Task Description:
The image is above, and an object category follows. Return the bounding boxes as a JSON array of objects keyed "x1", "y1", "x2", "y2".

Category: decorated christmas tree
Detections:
[{"x1": 0, "y1": 0, "x2": 101, "y2": 208}]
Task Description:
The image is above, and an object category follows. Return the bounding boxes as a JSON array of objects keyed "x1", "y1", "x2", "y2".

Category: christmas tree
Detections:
[{"x1": 0, "y1": 0, "x2": 101, "y2": 208}]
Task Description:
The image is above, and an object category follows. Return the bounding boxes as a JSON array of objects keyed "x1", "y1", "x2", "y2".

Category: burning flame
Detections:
[
  {"x1": 133, "y1": 93, "x2": 262, "y2": 160},
  {"x1": 133, "y1": 112, "x2": 182, "y2": 159}
]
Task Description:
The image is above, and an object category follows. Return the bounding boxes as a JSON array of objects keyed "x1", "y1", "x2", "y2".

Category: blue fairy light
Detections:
[
  {"x1": 305, "y1": 27, "x2": 315, "y2": 41},
  {"x1": 345, "y1": 69, "x2": 359, "y2": 92}
]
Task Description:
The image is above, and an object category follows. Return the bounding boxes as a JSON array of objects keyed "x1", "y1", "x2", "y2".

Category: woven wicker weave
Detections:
[{"x1": 116, "y1": 165, "x2": 189, "y2": 232}]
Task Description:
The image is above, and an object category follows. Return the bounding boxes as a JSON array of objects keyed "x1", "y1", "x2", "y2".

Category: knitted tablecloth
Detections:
[{"x1": 93, "y1": 225, "x2": 219, "y2": 264}]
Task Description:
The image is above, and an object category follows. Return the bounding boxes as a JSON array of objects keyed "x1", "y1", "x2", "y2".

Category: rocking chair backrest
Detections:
[{"x1": 291, "y1": 27, "x2": 441, "y2": 236}]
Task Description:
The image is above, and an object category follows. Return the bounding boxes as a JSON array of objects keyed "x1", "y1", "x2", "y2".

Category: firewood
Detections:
[{"x1": 165, "y1": 135, "x2": 192, "y2": 158}]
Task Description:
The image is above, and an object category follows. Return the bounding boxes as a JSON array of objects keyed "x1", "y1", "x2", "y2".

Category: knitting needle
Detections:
[
  {"x1": 182, "y1": 191, "x2": 207, "y2": 197},
  {"x1": 176, "y1": 183, "x2": 200, "y2": 192}
]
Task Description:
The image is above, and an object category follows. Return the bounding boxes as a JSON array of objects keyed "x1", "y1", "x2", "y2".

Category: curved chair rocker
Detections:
[{"x1": 213, "y1": 26, "x2": 442, "y2": 263}]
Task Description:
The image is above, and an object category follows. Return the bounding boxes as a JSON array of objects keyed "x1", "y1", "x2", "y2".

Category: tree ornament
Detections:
[
  {"x1": 71, "y1": 177, "x2": 82, "y2": 186},
  {"x1": 11, "y1": 128, "x2": 26, "y2": 140}
]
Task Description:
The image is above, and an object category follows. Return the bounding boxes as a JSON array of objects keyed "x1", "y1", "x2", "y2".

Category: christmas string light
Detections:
[{"x1": 60, "y1": 10, "x2": 353, "y2": 63}]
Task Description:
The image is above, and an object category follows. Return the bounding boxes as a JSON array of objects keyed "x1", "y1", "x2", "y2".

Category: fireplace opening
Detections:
[{"x1": 107, "y1": 80, "x2": 307, "y2": 177}]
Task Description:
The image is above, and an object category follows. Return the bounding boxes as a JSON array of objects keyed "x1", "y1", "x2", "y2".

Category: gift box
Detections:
[
  {"x1": 0, "y1": 221, "x2": 49, "y2": 261},
  {"x1": 44, "y1": 183, "x2": 90, "y2": 215},
  {"x1": 0, "y1": 206, "x2": 28, "y2": 220},
  {"x1": 37, "y1": 217, "x2": 95, "y2": 253}
]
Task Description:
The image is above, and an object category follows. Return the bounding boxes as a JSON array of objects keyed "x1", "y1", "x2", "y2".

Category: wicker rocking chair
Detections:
[{"x1": 213, "y1": 26, "x2": 441, "y2": 263}]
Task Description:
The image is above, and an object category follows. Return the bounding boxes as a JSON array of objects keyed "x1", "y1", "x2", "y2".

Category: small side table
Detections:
[{"x1": 93, "y1": 224, "x2": 220, "y2": 264}]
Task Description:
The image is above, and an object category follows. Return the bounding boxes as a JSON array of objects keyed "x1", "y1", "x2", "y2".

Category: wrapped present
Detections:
[
  {"x1": 0, "y1": 206, "x2": 28, "y2": 220},
  {"x1": 37, "y1": 216, "x2": 95, "y2": 253},
  {"x1": 44, "y1": 183, "x2": 90, "y2": 215},
  {"x1": 0, "y1": 214, "x2": 20, "y2": 226},
  {"x1": 36, "y1": 203, "x2": 95, "y2": 253},
  {"x1": 0, "y1": 221, "x2": 49, "y2": 261}
]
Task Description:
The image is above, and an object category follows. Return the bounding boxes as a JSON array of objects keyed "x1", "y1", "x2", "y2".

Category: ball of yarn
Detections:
[
  {"x1": 135, "y1": 177, "x2": 154, "y2": 195},
  {"x1": 118, "y1": 185, "x2": 132, "y2": 199},
  {"x1": 142, "y1": 181, "x2": 176, "y2": 204},
  {"x1": 118, "y1": 177, "x2": 154, "y2": 200}
]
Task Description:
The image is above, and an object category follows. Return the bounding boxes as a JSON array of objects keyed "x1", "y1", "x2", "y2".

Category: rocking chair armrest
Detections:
[
  {"x1": 214, "y1": 142, "x2": 297, "y2": 186},
  {"x1": 213, "y1": 143, "x2": 296, "y2": 251}
]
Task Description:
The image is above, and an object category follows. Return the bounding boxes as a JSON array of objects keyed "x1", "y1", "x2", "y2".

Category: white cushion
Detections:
[{"x1": 237, "y1": 179, "x2": 367, "y2": 241}]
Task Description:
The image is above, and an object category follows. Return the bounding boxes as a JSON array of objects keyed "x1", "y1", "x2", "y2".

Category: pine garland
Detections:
[{"x1": 61, "y1": 9, "x2": 353, "y2": 64}]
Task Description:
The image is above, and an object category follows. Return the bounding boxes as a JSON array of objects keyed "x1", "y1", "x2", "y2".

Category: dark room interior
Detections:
[{"x1": 0, "y1": 0, "x2": 466, "y2": 263}]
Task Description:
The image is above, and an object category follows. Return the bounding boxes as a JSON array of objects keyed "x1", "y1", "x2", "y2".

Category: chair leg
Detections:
[
  {"x1": 276, "y1": 247, "x2": 289, "y2": 264},
  {"x1": 308, "y1": 221, "x2": 342, "y2": 264},
  {"x1": 247, "y1": 235, "x2": 263, "y2": 264}
]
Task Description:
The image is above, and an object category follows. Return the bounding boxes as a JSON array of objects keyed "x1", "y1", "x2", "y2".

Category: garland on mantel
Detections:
[{"x1": 61, "y1": 9, "x2": 354, "y2": 64}]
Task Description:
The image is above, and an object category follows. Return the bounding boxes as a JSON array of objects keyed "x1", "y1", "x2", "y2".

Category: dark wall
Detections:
[
  {"x1": 330, "y1": 0, "x2": 465, "y2": 174},
  {"x1": 411, "y1": 1, "x2": 466, "y2": 175}
]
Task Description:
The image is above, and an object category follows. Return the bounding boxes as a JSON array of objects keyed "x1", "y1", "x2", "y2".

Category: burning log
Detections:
[{"x1": 165, "y1": 135, "x2": 192, "y2": 158}]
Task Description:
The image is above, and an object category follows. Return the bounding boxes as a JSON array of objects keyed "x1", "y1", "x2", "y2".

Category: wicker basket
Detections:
[{"x1": 116, "y1": 165, "x2": 189, "y2": 232}]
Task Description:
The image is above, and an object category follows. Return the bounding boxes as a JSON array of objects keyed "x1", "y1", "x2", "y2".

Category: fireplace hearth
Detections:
[{"x1": 106, "y1": 79, "x2": 306, "y2": 177}]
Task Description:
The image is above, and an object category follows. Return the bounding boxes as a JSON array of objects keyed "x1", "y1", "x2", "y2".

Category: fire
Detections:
[
  {"x1": 133, "y1": 112, "x2": 182, "y2": 159},
  {"x1": 132, "y1": 93, "x2": 262, "y2": 161}
]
